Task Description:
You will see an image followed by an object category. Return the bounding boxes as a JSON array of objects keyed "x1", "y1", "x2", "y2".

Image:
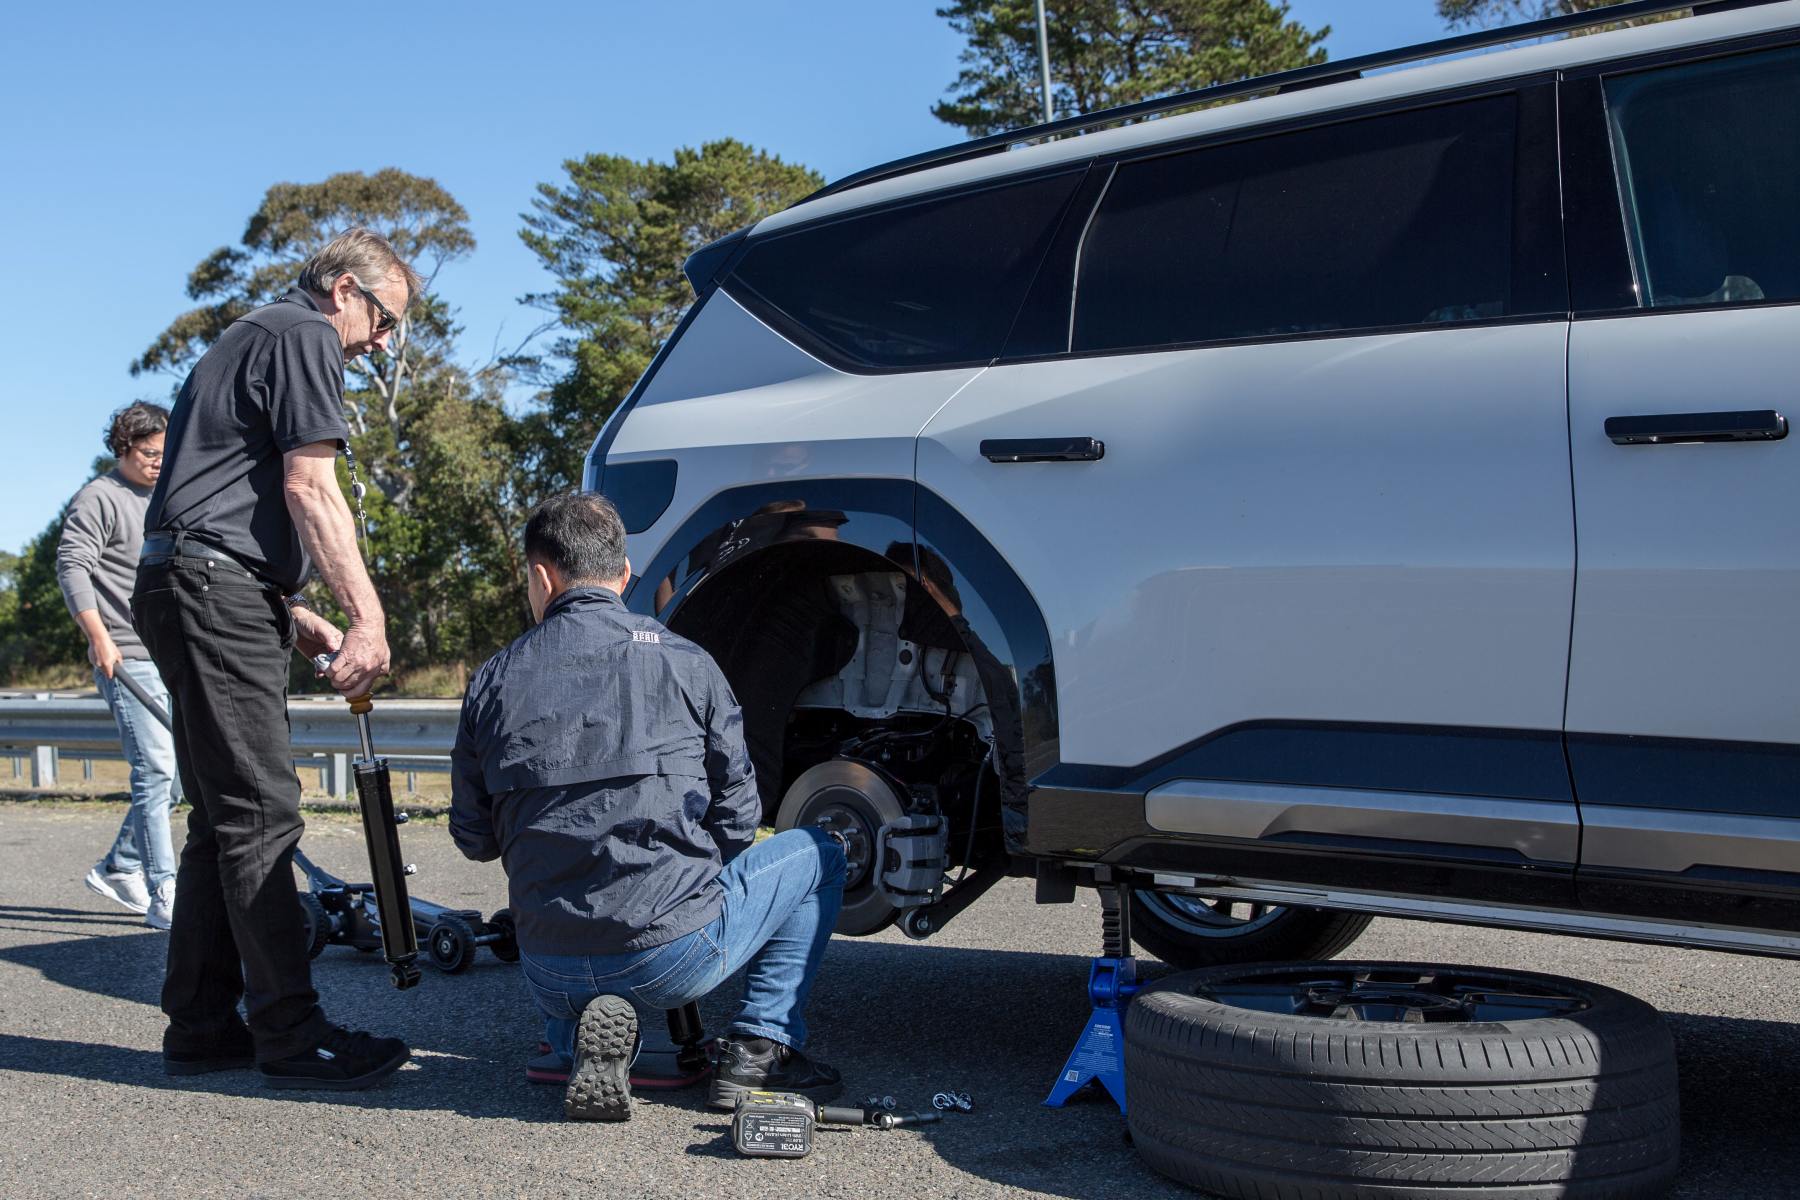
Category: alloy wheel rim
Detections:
[
  {"x1": 1139, "y1": 890, "x2": 1288, "y2": 938},
  {"x1": 1197, "y1": 967, "x2": 1592, "y2": 1023}
]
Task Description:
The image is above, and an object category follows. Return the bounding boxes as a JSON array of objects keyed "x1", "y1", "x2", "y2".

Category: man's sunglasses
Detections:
[{"x1": 354, "y1": 282, "x2": 402, "y2": 335}]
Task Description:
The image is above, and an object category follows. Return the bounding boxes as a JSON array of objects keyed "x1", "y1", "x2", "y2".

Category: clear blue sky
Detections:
[{"x1": 0, "y1": 1, "x2": 1446, "y2": 553}]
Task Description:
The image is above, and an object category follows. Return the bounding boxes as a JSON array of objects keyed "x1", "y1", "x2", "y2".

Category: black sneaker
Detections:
[
  {"x1": 258, "y1": 1026, "x2": 410, "y2": 1091},
  {"x1": 565, "y1": 995, "x2": 636, "y2": 1121},
  {"x1": 163, "y1": 1027, "x2": 255, "y2": 1076},
  {"x1": 708, "y1": 1036, "x2": 842, "y2": 1110}
]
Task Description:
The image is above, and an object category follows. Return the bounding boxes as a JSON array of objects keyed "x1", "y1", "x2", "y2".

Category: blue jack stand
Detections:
[{"x1": 1044, "y1": 868, "x2": 1140, "y2": 1114}]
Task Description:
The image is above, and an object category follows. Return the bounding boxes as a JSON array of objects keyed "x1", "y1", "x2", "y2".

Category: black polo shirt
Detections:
[{"x1": 145, "y1": 289, "x2": 351, "y2": 592}]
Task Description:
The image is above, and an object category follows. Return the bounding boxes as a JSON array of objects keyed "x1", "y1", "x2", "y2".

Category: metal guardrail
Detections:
[{"x1": 0, "y1": 693, "x2": 462, "y2": 798}]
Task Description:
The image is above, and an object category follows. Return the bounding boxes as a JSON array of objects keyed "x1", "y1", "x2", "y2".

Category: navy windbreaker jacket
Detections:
[{"x1": 449, "y1": 587, "x2": 760, "y2": 955}]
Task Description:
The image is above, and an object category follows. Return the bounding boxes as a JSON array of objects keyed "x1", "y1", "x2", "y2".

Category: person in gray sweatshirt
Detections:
[{"x1": 57, "y1": 401, "x2": 179, "y2": 930}]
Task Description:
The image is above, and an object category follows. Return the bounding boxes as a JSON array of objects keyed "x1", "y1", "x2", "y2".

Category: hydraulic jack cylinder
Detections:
[{"x1": 320, "y1": 658, "x2": 422, "y2": 989}]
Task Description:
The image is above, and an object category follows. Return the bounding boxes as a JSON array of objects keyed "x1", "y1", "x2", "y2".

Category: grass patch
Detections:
[{"x1": 3, "y1": 663, "x2": 93, "y2": 690}]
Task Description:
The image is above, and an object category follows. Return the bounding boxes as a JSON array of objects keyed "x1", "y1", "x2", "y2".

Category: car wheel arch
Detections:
[{"x1": 626, "y1": 479, "x2": 1060, "y2": 847}]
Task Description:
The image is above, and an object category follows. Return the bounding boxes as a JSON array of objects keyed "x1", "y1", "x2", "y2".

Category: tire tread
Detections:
[{"x1": 1123, "y1": 962, "x2": 1681, "y2": 1199}]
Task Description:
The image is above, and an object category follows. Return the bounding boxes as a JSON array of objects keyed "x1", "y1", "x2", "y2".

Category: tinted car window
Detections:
[
  {"x1": 725, "y1": 172, "x2": 1081, "y2": 370},
  {"x1": 1073, "y1": 96, "x2": 1520, "y2": 353},
  {"x1": 1605, "y1": 45, "x2": 1800, "y2": 309}
]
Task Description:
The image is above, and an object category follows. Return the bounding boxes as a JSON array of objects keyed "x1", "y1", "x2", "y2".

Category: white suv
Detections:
[{"x1": 588, "y1": 0, "x2": 1800, "y2": 970}]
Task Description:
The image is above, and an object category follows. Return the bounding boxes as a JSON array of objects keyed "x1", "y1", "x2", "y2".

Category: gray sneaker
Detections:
[
  {"x1": 84, "y1": 860, "x2": 150, "y2": 915},
  {"x1": 564, "y1": 995, "x2": 637, "y2": 1121},
  {"x1": 144, "y1": 879, "x2": 176, "y2": 931}
]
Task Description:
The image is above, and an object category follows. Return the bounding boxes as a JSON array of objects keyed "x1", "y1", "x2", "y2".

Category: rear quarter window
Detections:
[{"x1": 724, "y1": 172, "x2": 1082, "y2": 371}]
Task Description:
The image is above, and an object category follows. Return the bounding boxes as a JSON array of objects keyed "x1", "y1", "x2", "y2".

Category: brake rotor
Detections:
[{"x1": 775, "y1": 759, "x2": 908, "y2": 936}]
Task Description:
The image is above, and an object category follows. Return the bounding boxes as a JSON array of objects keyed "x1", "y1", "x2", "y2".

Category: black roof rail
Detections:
[{"x1": 806, "y1": 0, "x2": 1782, "y2": 202}]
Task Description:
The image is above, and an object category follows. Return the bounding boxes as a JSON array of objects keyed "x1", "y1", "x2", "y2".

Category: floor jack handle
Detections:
[
  {"x1": 315, "y1": 450, "x2": 420, "y2": 987},
  {"x1": 110, "y1": 668, "x2": 173, "y2": 731},
  {"x1": 346, "y1": 692, "x2": 423, "y2": 990}
]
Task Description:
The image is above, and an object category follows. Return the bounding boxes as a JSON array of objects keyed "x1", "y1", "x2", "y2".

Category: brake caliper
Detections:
[{"x1": 874, "y1": 815, "x2": 949, "y2": 911}]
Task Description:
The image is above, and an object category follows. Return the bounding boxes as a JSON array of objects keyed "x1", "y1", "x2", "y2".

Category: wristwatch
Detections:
[{"x1": 284, "y1": 593, "x2": 311, "y2": 611}]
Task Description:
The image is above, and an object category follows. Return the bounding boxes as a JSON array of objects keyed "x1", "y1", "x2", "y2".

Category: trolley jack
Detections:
[
  {"x1": 291, "y1": 844, "x2": 519, "y2": 975},
  {"x1": 113, "y1": 660, "x2": 424, "y2": 988},
  {"x1": 1043, "y1": 866, "x2": 1140, "y2": 1115}
]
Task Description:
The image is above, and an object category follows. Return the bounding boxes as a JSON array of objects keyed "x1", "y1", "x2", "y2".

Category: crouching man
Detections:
[{"x1": 449, "y1": 493, "x2": 847, "y2": 1121}]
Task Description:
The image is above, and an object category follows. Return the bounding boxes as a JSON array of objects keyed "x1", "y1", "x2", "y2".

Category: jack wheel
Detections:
[
  {"x1": 775, "y1": 759, "x2": 907, "y2": 936},
  {"x1": 427, "y1": 915, "x2": 476, "y2": 974},
  {"x1": 297, "y1": 892, "x2": 330, "y2": 959},
  {"x1": 488, "y1": 908, "x2": 520, "y2": 963},
  {"x1": 901, "y1": 909, "x2": 936, "y2": 939}
]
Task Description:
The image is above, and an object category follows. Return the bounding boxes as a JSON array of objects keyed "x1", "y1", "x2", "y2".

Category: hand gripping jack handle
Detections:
[
  {"x1": 313, "y1": 654, "x2": 423, "y2": 989},
  {"x1": 111, "y1": 662, "x2": 422, "y2": 991},
  {"x1": 317, "y1": 444, "x2": 419, "y2": 988}
]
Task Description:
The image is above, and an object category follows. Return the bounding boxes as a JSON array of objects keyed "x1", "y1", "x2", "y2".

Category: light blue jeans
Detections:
[
  {"x1": 521, "y1": 827, "x2": 846, "y2": 1065},
  {"x1": 95, "y1": 659, "x2": 180, "y2": 890}
]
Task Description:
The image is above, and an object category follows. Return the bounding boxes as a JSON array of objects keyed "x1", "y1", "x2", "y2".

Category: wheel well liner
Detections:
[{"x1": 625, "y1": 479, "x2": 1059, "y2": 846}]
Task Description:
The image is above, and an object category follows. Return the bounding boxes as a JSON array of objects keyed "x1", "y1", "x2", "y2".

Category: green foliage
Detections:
[
  {"x1": 1436, "y1": 0, "x2": 1666, "y2": 28},
  {"x1": 934, "y1": 0, "x2": 1330, "y2": 138},
  {"x1": 518, "y1": 139, "x2": 823, "y2": 491},
  {"x1": 133, "y1": 169, "x2": 474, "y2": 381},
  {"x1": 0, "y1": 515, "x2": 86, "y2": 681},
  {"x1": 0, "y1": 551, "x2": 20, "y2": 675},
  {"x1": 8, "y1": 144, "x2": 827, "y2": 689}
]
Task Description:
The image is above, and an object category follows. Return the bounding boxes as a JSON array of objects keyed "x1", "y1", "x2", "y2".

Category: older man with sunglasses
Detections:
[{"x1": 133, "y1": 228, "x2": 422, "y2": 1091}]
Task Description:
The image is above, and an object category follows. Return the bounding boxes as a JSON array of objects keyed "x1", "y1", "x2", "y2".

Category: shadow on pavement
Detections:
[
  {"x1": 0, "y1": 903, "x2": 143, "y2": 927},
  {"x1": 1662, "y1": 1010, "x2": 1800, "y2": 1198},
  {"x1": 3, "y1": 913, "x2": 1794, "y2": 1198},
  {"x1": 0, "y1": 921, "x2": 1148, "y2": 1182},
  {"x1": 0, "y1": 926, "x2": 168, "y2": 1005}
]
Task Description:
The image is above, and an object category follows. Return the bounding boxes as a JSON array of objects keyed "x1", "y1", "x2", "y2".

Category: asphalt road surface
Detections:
[{"x1": 1, "y1": 802, "x2": 1796, "y2": 1199}]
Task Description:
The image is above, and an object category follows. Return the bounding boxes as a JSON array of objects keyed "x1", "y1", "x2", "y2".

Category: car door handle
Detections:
[
  {"x1": 1604, "y1": 410, "x2": 1787, "y2": 446},
  {"x1": 980, "y1": 437, "x2": 1105, "y2": 463}
]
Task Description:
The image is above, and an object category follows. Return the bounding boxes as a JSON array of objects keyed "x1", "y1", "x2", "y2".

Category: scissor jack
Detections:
[{"x1": 1043, "y1": 866, "x2": 1140, "y2": 1114}]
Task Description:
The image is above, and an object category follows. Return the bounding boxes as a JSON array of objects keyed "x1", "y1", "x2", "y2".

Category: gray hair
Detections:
[{"x1": 296, "y1": 227, "x2": 425, "y2": 309}]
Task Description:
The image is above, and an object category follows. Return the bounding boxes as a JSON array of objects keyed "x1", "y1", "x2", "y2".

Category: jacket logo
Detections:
[{"x1": 632, "y1": 630, "x2": 661, "y2": 644}]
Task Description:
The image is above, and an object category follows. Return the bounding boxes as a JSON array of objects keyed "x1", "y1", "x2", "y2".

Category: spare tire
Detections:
[{"x1": 1124, "y1": 961, "x2": 1680, "y2": 1200}]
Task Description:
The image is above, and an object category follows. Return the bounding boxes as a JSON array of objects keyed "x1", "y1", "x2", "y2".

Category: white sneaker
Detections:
[
  {"x1": 84, "y1": 861, "x2": 150, "y2": 915},
  {"x1": 144, "y1": 879, "x2": 176, "y2": 931}
]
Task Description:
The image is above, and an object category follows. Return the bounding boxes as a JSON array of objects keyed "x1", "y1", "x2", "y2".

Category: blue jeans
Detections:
[
  {"x1": 521, "y1": 827, "x2": 846, "y2": 1064},
  {"x1": 95, "y1": 659, "x2": 180, "y2": 890}
]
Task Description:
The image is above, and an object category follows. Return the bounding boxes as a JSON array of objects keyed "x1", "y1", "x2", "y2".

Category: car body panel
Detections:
[
  {"x1": 1565, "y1": 308, "x2": 1800, "y2": 748},
  {"x1": 915, "y1": 323, "x2": 1576, "y2": 770},
  {"x1": 608, "y1": 290, "x2": 984, "y2": 605}
]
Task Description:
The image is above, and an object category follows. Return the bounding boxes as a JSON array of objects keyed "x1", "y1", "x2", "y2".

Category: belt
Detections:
[{"x1": 140, "y1": 532, "x2": 278, "y2": 589}]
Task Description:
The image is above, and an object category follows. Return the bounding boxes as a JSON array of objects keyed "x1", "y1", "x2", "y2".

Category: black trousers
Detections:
[{"x1": 133, "y1": 554, "x2": 330, "y2": 1061}]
